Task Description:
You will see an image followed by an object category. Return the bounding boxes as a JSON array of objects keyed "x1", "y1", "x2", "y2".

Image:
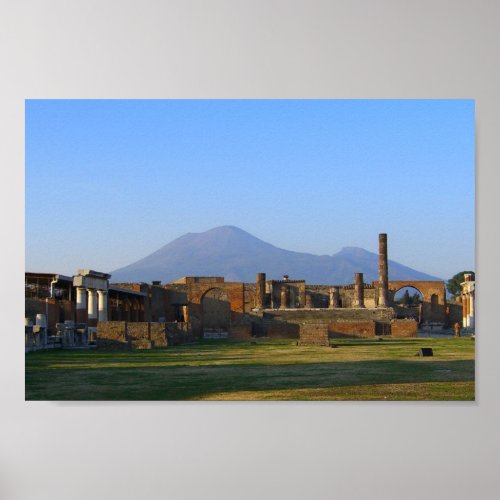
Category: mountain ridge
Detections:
[{"x1": 110, "y1": 225, "x2": 442, "y2": 284}]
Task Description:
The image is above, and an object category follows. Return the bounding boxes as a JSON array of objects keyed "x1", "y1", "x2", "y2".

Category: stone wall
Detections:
[
  {"x1": 150, "y1": 322, "x2": 168, "y2": 348},
  {"x1": 244, "y1": 283, "x2": 256, "y2": 312},
  {"x1": 96, "y1": 321, "x2": 169, "y2": 349},
  {"x1": 390, "y1": 319, "x2": 418, "y2": 337},
  {"x1": 96, "y1": 321, "x2": 128, "y2": 349},
  {"x1": 263, "y1": 308, "x2": 393, "y2": 324},
  {"x1": 165, "y1": 322, "x2": 194, "y2": 345},
  {"x1": 126, "y1": 322, "x2": 150, "y2": 340},
  {"x1": 299, "y1": 323, "x2": 329, "y2": 346}
]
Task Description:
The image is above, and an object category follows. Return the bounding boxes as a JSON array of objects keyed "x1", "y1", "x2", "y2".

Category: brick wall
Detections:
[
  {"x1": 390, "y1": 319, "x2": 418, "y2": 337},
  {"x1": 299, "y1": 323, "x2": 329, "y2": 346},
  {"x1": 328, "y1": 321, "x2": 376, "y2": 338}
]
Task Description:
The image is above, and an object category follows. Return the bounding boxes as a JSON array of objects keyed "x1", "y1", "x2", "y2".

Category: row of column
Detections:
[
  {"x1": 255, "y1": 233, "x2": 389, "y2": 310},
  {"x1": 257, "y1": 274, "x2": 368, "y2": 309},
  {"x1": 76, "y1": 287, "x2": 108, "y2": 324}
]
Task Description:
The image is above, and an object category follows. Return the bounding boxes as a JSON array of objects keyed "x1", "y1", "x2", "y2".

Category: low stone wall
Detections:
[
  {"x1": 391, "y1": 319, "x2": 418, "y2": 337},
  {"x1": 150, "y1": 322, "x2": 168, "y2": 348},
  {"x1": 97, "y1": 321, "x2": 169, "y2": 349},
  {"x1": 299, "y1": 323, "x2": 329, "y2": 346},
  {"x1": 126, "y1": 322, "x2": 150, "y2": 340},
  {"x1": 166, "y1": 322, "x2": 195, "y2": 345},
  {"x1": 96, "y1": 321, "x2": 128, "y2": 349}
]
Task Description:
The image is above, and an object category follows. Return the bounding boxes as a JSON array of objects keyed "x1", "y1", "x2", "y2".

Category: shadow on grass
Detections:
[{"x1": 25, "y1": 358, "x2": 475, "y2": 401}]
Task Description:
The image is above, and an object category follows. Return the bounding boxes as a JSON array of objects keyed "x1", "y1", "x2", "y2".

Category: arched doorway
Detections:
[
  {"x1": 201, "y1": 288, "x2": 230, "y2": 338},
  {"x1": 392, "y1": 286, "x2": 423, "y2": 323}
]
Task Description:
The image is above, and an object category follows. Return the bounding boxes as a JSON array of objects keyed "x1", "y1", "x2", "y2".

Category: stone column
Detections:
[
  {"x1": 87, "y1": 289, "x2": 98, "y2": 327},
  {"x1": 469, "y1": 291, "x2": 475, "y2": 329},
  {"x1": 462, "y1": 293, "x2": 467, "y2": 327},
  {"x1": 329, "y1": 287, "x2": 341, "y2": 308},
  {"x1": 353, "y1": 273, "x2": 365, "y2": 308},
  {"x1": 256, "y1": 273, "x2": 266, "y2": 309},
  {"x1": 464, "y1": 293, "x2": 470, "y2": 327},
  {"x1": 378, "y1": 233, "x2": 389, "y2": 307},
  {"x1": 97, "y1": 290, "x2": 108, "y2": 322},
  {"x1": 280, "y1": 286, "x2": 288, "y2": 309},
  {"x1": 76, "y1": 287, "x2": 87, "y2": 324},
  {"x1": 463, "y1": 293, "x2": 469, "y2": 328}
]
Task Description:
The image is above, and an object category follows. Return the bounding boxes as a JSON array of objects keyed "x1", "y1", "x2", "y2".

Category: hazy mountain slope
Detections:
[{"x1": 110, "y1": 225, "x2": 441, "y2": 284}]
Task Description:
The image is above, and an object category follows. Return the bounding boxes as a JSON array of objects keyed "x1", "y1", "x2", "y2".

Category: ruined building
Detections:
[{"x1": 25, "y1": 234, "x2": 464, "y2": 350}]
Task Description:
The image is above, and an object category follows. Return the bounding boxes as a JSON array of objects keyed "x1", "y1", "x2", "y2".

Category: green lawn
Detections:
[{"x1": 25, "y1": 338, "x2": 475, "y2": 401}]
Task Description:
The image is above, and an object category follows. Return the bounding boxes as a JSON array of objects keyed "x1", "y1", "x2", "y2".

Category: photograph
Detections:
[{"x1": 25, "y1": 98, "x2": 475, "y2": 401}]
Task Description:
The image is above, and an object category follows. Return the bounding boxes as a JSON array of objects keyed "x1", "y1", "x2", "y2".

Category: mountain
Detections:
[{"x1": 110, "y1": 225, "x2": 441, "y2": 284}]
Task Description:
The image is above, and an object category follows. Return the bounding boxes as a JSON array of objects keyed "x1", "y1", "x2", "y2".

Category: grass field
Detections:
[{"x1": 25, "y1": 338, "x2": 475, "y2": 401}]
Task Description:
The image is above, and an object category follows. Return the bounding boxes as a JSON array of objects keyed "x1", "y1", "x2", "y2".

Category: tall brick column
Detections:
[
  {"x1": 378, "y1": 233, "x2": 389, "y2": 307},
  {"x1": 256, "y1": 272, "x2": 266, "y2": 309},
  {"x1": 76, "y1": 287, "x2": 87, "y2": 324},
  {"x1": 353, "y1": 273, "x2": 365, "y2": 308}
]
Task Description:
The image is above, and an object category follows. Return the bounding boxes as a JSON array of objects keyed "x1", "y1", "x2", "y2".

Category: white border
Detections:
[{"x1": 1, "y1": 2, "x2": 499, "y2": 499}]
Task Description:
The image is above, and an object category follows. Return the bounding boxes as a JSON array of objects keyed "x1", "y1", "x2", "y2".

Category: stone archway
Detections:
[
  {"x1": 201, "y1": 287, "x2": 231, "y2": 336},
  {"x1": 392, "y1": 286, "x2": 424, "y2": 323},
  {"x1": 388, "y1": 281, "x2": 447, "y2": 324}
]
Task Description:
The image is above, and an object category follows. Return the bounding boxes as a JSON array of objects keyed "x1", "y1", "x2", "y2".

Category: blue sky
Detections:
[{"x1": 25, "y1": 99, "x2": 475, "y2": 279}]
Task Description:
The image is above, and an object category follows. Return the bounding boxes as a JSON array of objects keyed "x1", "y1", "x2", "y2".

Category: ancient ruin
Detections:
[{"x1": 25, "y1": 234, "x2": 467, "y2": 351}]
